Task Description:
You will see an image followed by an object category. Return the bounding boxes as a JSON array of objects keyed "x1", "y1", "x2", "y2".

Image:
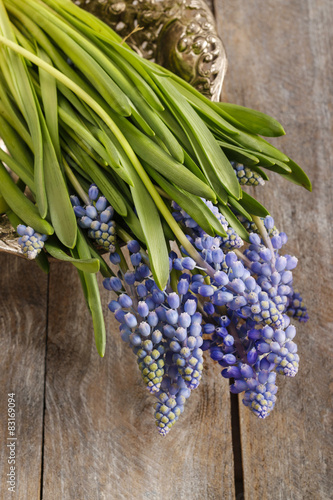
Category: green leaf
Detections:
[
  {"x1": 38, "y1": 47, "x2": 61, "y2": 159},
  {"x1": 88, "y1": 244, "x2": 115, "y2": 278},
  {"x1": 217, "y1": 102, "x2": 286, "y2": 137},
  {"x1": 238, "y1": 190, "x2": 270, "y2": 217},
  {"x1": 0, "y1": 148, "x2": 34, "y2": 192},
  {"x1": 279, "y1": 157, "x2": 312, "y2": 191},
  {"x1": 217, "y1": 140, "x2": 260, "y2": 167},
  {"x1": 218, "y1": 203, "x2": 249, "y2": 242},
  {"x1": 154, "y1": 75, "x2": 241, "y2": 200},
  {"x1": 73, "y1": 227, "x2": 106, "y2": 357},
  {"x1": 40, "y1": 111, "x2": 77, "y2": 248},
  {"x1": 130, "y1": 175, "x2": 169, "y2": 290},
  {"x1": 13, "y1": 0, "x2": 131, "y2": 116},
  {"x1": 34, "y1": 250, "x2": 50, "y2": 274},
  {"x1": 0, "y1": 161, "x2": 53, "y2": 234},
  {"x1": 228, "y1": 197, "x2": 253, "y2": 221},
  {"x1": 65, "y1": 137, "x2": 128, "y2": 216},
  {"x1": 0, "y1": 3, "x2": 46, "y2": 216},
  {"x1": 145, "y1": 164, "x2": 227, "y2": 237},
  {"x1": 45, "y1": 236, "x2": 100, "y2": 273},
  {"x1": 113, "y1": 114, "x2": 216, "y2": 201}
]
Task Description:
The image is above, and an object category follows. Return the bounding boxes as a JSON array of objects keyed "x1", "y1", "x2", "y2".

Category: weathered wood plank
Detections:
[
  {"x1": 42, "y1": 262, "x2": 235, "y2": 500},
  {"x1": 0, "y1": 255, "x2": 48, "y2": 499},
  {"x1": 215, "y1": 0, "x2": 333, "y2": 498}
]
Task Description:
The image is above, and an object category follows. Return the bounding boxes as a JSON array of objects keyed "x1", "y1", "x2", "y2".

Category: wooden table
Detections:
[{"x1": 0, "y1": 1, "x2": 332, "y2": 498}]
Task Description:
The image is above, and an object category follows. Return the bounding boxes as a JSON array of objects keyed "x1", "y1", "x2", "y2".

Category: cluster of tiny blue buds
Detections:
[
  {"x1": 231, "y1": 162, "x2": 265, "y2": 186},
  {"x1": 17, "y1": 224, "x2": 47, "y2": 260},
  {"x1": 70, "y1": 185, "x2": 116, "y2": 252}
]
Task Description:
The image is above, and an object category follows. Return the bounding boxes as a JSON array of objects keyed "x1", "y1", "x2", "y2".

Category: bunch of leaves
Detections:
[{"x1": 0, "y1": 0, "x2": 311, "y2": 355}]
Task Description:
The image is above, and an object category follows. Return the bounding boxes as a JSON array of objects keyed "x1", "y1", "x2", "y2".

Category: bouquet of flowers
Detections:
[{"x1": 0, "y1": 0, "x2": 310, "y2": 435}]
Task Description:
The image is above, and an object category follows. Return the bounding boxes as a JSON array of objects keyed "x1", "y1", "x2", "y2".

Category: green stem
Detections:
[{"x1": 63, "y1": 157, "x2": 89, "y2": 205}]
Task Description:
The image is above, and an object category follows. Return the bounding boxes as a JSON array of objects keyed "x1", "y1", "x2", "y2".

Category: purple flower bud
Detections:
[
  {"x1": 247, "y1": 348, "x2": 258, "y2": 364},
  {"x1": 222, "y1": 366, "x2": 242, "y2": 379},
  {"x1": 285, "y1": 325, "x2": 296, "y2": 340},
  {"x1": 110, "y1": 277, "x2": 123, "y2": 291},
  {"x1": 212, "y1": 248, "x2": 224, "y2": 264},
  {"x1": 80, "y1": 216, "x2": 93, "y2": 228},
  {"x1": 230, "y1": 380, "x2": 248, "y2": 393},
  {"x1": 258, "y1": 370, "x2": 269, "y2": 384},
  {"x1": 248, "y1": 328, "x2": 261, "y2": 340},
  {"x1": 137, "y1": 284, "x2": 147, "y2": 297},
  {"x1": 214, "y1": 271, "x2": 229, "y2": 286},
  {"x1": 88, "y1": 184, "x2": 99, "y2": 200},
  {"x1": 95, "y1": 196, "x2": 108, "y2": 212},
  {"x1": 203, "y1": 323, "x2": 215, "y2": 334},
  {"x1": 256, "y1": 340, "x2": 271, "y2": 353},
  {"x1": 286, "y1": 255, "x2": 298, "y2": 270},
  {"x1": 163, "y1": 324, "x2": 176, "y2": 339},
  {"x1": 138, "y1": 322, "x2": 150, "y2": 337},
  {"x1": 249, "y1": 233, "x2": 261, "y2": 246},
  {"x1": 279, "y1": 232, "x2": 288, "y2": 245},
  {"x1": 137, "y1": 265, "x2": 150, "y2": 279},
  {"x1": 124, "y1": 271, "x2": 136, "y2": 285},
  {"x1": 224, "y1": 334, "x2": 234, "y2": 347},
  {"x1": 175, "y1": 327, "x2": 187, "y2": 342},
  {"x1": 271, "y1": 235, "x2": 282, "y2": 249},
  {"x1": 182, "y1": 257, "x2": 196, "y2": 270},
  {"x1": 198, "y1": 285, "x2": 214, "y2": 297},
  {"x1": 114, "y1": 309, "x2": 126, "y2": 323},
  {"x1": 204, "y1": 302, "x2": 215, "y2": 316},
  {"x1": 85, "y1": 205, "x2": 98, "y2": 219},
  {"x1": 130, "y1": 252, "x2": 142, "y2": 267},
  {"x1": 262, "y1": 326, "x2": 274, "y2": 339},
  {"x1": 184, "y1": 299, "x2": 197, "y2": 316},
  {"x1": 108, "y1": 300, "x2": 121, "y2": 313},
  {"x1": 147, "y1": 311, "x2": 158, "y2": 327},
  {"x1": 178, "y1": 278, "x2": 189, "y2": 295},
  {"x1": 240, "y1": 364, "x2": 254, "y2": 378},
  {"x1": 173, "y1": 258, "x2": 184, "y2": 271},
  {"x1": 281, "y1": 270, "x2": 293, "y2": 284},
  {"x1": 202, "y1": 235, "x2": 214, "y2": 249},
  {"x1": 109, "y1": 252, "x2": 121, "y2": 264},
  {"x1": 129, "y1": 333, "x2": 141, "y2": 346},
  {"x1": 274, "y1": 330, "x2": 286, "y2": 344},
  {"x1": 137, "y1": 301, "x2": 149, "y2": 317},
  {"x1": 168, "y1": 292, "x2": 180, "y2": 309},
  {"x1": 74, "y1": 206, "x2": 86, "y2": 218},
  {"x1": 212, "y1": 291, "x2": 233, "y2": 306},
  {"x1": 70, "y1": 195, "x2": 81, "y2": 207},
  {"x1": 264, "y1": 216, "x2": 275, "y2": 230},
  {"x1": 166, "y1": 309, "x2": 178, "y2": 325},
  {"x1": 124, "y1": 313, "x2": 137, "y2": 328},
  {"x1": 210, "y1": 348, "x2": 223, "y2": 361},
  {"x1": 118, "y1": 294, "x2": 132, "y2": 308},
  {"x1": 219, "y1": 315, "x2": 231, "y2": 327},
  {"x1": 151, "y1": 329, "x2": 162, "y2": 344},
  {"x1": 179, "y1": 312, "x2": 191, "y2": 328},
  {"x1": 225, "y1": 251, "x2": 238, "y2": 267}
]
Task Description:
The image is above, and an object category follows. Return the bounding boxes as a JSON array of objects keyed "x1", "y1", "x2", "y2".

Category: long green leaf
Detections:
[
  {"x1": 145, "y1": 164, "x2": 227, "y2": 237},
  {"x1": 39, "y1": 111, "x2": 77, "y2": 248},
  {"x1": 74, "y1": 227, "x2": 106, "y2": 357},
  {"x1": 279, "y1": 156, "x2": 312, "y2": 191},
  {"x1": 155, "y1": 75, "x2": 241, "y2": 200},
  {"x1": 217, "y1": 102, "x2": 286, "y2": 137},
  {"x1": 0, "y1": 161, "x2": 53, "y2": 234},
  {"x1": 238, "y1": 190, "x2": 270, "y2": 217},
  {"x1": 0, "y1": 0, "x2": 46, "y2": 215},
  {"x1": 45, "y1": 236, "x2": 100, "y2": 273}
]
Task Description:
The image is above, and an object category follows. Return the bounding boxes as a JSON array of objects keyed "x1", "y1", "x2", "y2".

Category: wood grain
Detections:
[
  {"x1": 0, "y1": 255, "x2": 48, "y2": 499},
  {"x1": 215, "y1": 1, "x2": 333, "y2": 498},
  {"x1": 42, "y1": 262, "x2": 235, "y2": 499}
]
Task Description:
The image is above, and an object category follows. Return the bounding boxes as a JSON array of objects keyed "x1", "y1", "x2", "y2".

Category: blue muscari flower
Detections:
[
  {"x1": 17, "y1": 225, "x2": 47, "y2": 260},
  {"x1": 287, "y1": 289, "x2": 309, "y2": 323},
  {"x1": 70, "y1": 187, "x2": 116, "y2": 252},
  {"x1": 231, "y1": 162, "x2": 265, "y2": 186}
]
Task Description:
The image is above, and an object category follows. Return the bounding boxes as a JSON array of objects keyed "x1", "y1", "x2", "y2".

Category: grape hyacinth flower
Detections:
[
  {"x1": 103, "y1": 201, "x2": 308, "y2": 434},
  {"x1": 231, "y1": 162, "x2": 265, "y2": 186},
  {"x1": 70, "y1": 185, "x2": 116, "y2": 252},
  {"x1": 17, "y1": 224, "x2": 47, "y2": 260}
]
